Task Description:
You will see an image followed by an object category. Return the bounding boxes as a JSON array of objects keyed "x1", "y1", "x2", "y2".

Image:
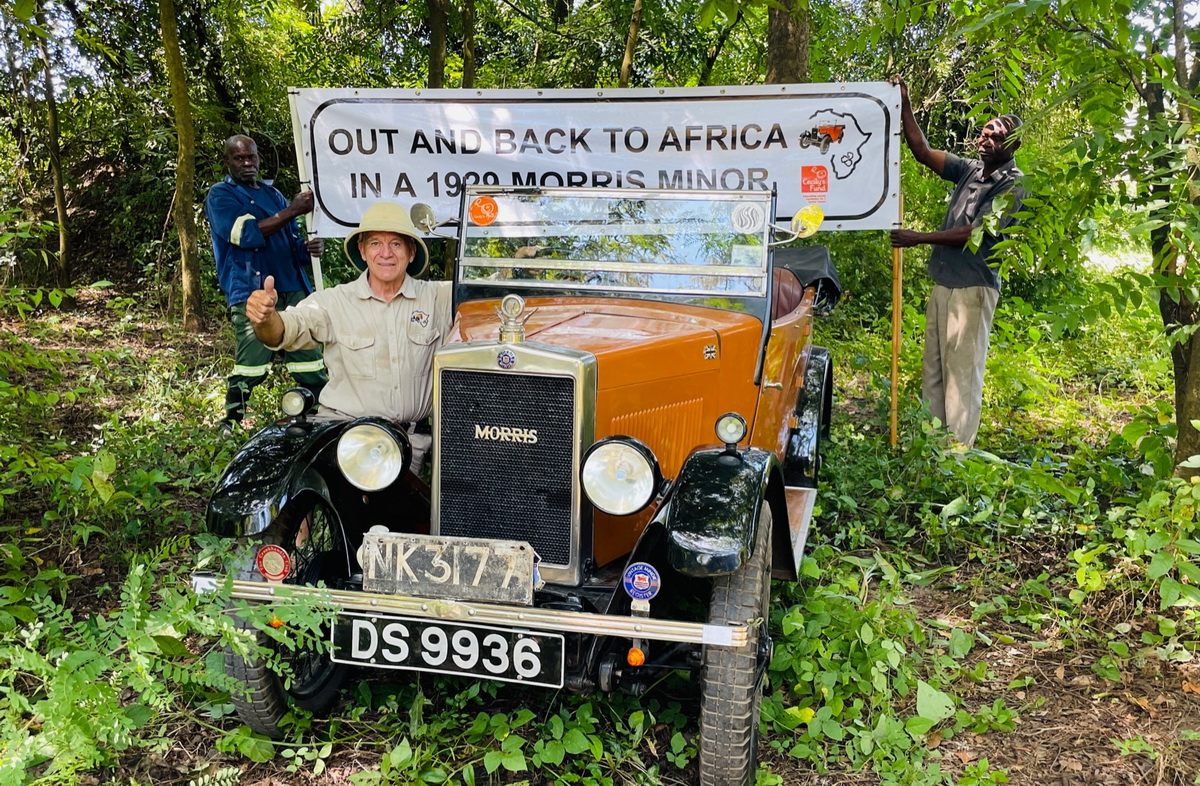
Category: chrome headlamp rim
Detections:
[
  {"x1": 715, "y1": 412, "x2": 748, "y2": 446},
  {"x1": 580, "y1": 436, "x2": 662, "y2": 517},
  {"x1": 336, "y1": 422, "x2": 410, "y2": 491},
  {"x1": 281, "y1": 387, "x2": 315, "y2": 417}
]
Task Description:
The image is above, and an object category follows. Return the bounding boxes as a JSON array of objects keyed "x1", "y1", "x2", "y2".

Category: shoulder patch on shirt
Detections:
[{"x1": 411, "y1": 311, "x2": 430, "y2": 328}]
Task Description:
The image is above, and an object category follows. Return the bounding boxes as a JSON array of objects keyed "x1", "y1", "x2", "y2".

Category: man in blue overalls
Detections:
[{"x1": 205, "y1": 135, "x2": 328, "y2": 435}]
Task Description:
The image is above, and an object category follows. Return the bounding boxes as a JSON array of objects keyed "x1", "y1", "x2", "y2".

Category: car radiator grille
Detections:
[{"x1": 438, "y1": 369, "x2": 576, "y2": 566}]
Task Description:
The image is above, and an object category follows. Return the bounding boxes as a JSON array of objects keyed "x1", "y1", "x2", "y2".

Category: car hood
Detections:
[{"x1": 449, "y1": 297, "x2": 764, "y2": 388}]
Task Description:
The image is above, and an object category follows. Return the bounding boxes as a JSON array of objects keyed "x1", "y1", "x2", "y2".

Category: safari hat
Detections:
[{"x1": 343, "y1": 201, "x2": 430, "y2": 277}]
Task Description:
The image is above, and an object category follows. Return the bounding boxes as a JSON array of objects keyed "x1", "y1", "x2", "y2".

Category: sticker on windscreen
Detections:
[
  {"x1": 730, "y1": 203, "x2": 766, "y2": 234},
  {"x1": 469, "y1": 196, "x2": 499, "y2": 226}
]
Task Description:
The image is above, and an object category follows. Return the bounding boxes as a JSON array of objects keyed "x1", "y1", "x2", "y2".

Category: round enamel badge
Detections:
[
  {"x1": 622, "y1": 562, "x2": 661, "y2": 601},
  {"x1": 497, "y1": 349, "x2": 517, "y2": 369},
  {"x1": 256, "y1": 545, "x2": 291, "y2": 583}
]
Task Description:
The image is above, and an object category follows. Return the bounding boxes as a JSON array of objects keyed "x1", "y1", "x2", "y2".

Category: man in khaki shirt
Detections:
[{"x1": 246, "y1": 201, "x2": 452, "y2": 472}]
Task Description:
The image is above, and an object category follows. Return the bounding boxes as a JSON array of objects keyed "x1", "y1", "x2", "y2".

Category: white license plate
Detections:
[
  {"x1": 331, "y1": 612, "x2": 565, "y2": 688},
  {"x1": 359, "y1": 532, "x2": 536, "y2": 604}
]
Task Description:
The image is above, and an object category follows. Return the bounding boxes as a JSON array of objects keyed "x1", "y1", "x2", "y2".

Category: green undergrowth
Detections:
[{"x1": 0, "y1": 273, "x2": 1194, "y2": 785}]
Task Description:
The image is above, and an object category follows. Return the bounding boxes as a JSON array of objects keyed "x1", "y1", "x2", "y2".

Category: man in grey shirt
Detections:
[{"x1": 889, "y1": 76, "x2": 1025, "y2": 447}]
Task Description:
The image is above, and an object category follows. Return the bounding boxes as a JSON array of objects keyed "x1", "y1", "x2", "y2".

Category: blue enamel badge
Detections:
[
  {"x1": 622, "y1": 562, "x2": 661, "y2": 601},
  {"x1": 497, "y1": 349, "x2": 517, "y2": 369}
]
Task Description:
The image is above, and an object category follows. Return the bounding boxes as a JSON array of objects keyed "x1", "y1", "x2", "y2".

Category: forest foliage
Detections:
[{"x1": 0, "y1": 0, "x2": 1197, "y2": 784}]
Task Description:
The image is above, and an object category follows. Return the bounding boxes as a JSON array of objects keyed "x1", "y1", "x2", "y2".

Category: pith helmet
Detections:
[{"x1": 343, "y1": 201, "x2": 430, "y2": 277}]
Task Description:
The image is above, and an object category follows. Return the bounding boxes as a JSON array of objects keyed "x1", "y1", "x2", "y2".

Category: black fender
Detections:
[
  {"x1": 658, "y1": 447, "x2": 782, "y2": 577},
  {"x1": 206, "y1": 417, "x2": 349, "y2": 540},
  {"x1": 206, "y1": 417, "x2": 419, "y2": 551},
  {"x1": 784, "y1": 346, "x2": 832, "y2": 488}
]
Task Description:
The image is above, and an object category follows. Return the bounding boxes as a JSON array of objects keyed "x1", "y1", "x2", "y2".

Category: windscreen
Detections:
[{"x1": 458, "y1": 189, "x2": 772, "y2": 298}]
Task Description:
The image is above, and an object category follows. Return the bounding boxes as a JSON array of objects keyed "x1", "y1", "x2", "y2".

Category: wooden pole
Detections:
[{"x1": 890, "y1": 195, "x2": 903, "y2": 448}]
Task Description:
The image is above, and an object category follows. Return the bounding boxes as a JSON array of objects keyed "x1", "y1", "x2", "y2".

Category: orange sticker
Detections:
[
  {"x1": 801, "y1": 165, "x2": 829, "y2": 193},
  {"x1": 469, "y1": 196, "x2": 499, "y2": 226}
]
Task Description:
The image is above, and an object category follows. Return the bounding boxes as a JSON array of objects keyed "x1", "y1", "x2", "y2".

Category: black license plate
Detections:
[{"x1": 330, "y1": 612, "x2": 565, "y2": 688}]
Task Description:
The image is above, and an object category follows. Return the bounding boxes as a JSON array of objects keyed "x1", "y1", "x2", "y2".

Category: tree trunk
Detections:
[
  {"x1": 1175, "y1": 326, "x2": 1200, "y2": 472},
  {"x1": 765, "y1": 0, "x2": 809, "y2": 84},
  {"x1": 428, "y1": 0, "x2": 447, "y2": 88},
  {"x1": 34, "y1": 0, "x2": 70, "y2": 289},
  {"x1": 1156, "y1": 228, "x2": 1200, "y2": 473},
  {"x1": 159, "y1": 0, "x2": 203, "y2": 332},
  {"x1": 618, "y1": 0, "x2": 643, "y2": 88},
  {"x1": 462, "y1": 0, "x2": 476, "y2": 88}
]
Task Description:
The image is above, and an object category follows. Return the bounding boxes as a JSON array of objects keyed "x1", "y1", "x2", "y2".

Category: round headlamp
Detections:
[
  {"x1": 716, "y1": 413, "x2": 747, "y2": 446},
  {"x1": 581, "y1": 437, "x2": 661, "y2": 516},
  {"x1": 281, "y1": 387, "x2": 315, "y2": 417},
  {"x1": 336, "y1": 424, "x2": 407, "y2": 491}
]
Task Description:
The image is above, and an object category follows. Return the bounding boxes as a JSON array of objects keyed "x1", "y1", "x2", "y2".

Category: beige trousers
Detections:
[{"x1": 922, "y1": 285, "x2": 999, "y2": 447}]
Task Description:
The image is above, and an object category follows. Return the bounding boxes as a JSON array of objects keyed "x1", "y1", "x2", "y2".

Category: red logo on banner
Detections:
[{"x1": 801, "y1": 166, "x2": 829, "y2": 193}]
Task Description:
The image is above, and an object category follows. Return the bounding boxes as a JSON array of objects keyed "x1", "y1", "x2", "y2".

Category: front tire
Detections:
[
  {"x1": 699, "y1": 503, "x2": 773, "y2": 786},
  {"x1": 226, "y1": 503, "x2": 349, "y2": 738}
]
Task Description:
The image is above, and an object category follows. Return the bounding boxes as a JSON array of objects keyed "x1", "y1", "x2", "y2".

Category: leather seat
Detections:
[{"x1": 771, "y1": 267, "x2": 805, "y2": 320}]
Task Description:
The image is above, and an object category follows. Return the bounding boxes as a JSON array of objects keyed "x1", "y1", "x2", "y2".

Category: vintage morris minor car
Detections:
[{"x1": 198, "y1": 186, "x2": 839, "y2": 785}]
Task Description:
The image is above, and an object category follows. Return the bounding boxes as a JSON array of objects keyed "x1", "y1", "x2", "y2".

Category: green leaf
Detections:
[
  {"x1": 941, "y1": 496, "x2": 969, "y2": 518},
  {"x1": 1160, "y1": 578, "x2": 1182, "y2": 609},
  {"x1": 14, "y1": 0, "x2": 35, "y2": 21},
  {"x1": 1129, "y1": 220, "x2": 1166, "y2": 234},
  {"x1": 239, "y1": 732, "x2": 275, "y2": 762},
  {"x1": 1175, "y1": 539, "x2": 1200, "y2": 555},
  {"x1": 123, "y1": 703, "x2": 154, "y2": 728},
  {"x1": 94, "y1": 450, "x2": 117, "y2": 478},
  {"x1": 562, "y1": 728, "x2": 590, "y2": 755},
  {"x1": 905, "y1": 716, "x2": 936, "y2": 737},
  {"x1": 1176, "y1": 560, "x2": 1200, "y2": 585},
  {"x1": 539, "y1": 740, "x2": 565, "y2": 765},
  {"x1": 1146, "y1": 550, "x2": 1175, "y2": 580},
  {"x1": 501, "y1": 749, "x2": 526, "y2": 772},
  {"x1": 389, "y1": 739, "x2": 414, "y2": 768},
  {"x1": 915, "y1": 680, "x2": 955, "y2": 723},
  {"x1": 151, "y1": 634, "x2": 191, "y2": 657},
  {"x1": 949, "y1": 628, "x2": 974, "y2": 658}
]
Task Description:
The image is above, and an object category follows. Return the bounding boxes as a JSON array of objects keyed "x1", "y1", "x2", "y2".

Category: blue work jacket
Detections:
[{"x1": 205, "y1": 176, "x2": 313, "y2": 306}]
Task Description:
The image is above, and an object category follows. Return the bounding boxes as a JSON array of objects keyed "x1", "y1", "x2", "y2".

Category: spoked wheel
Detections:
[
  {"x1": 226, "y1": 502, "x2": 350, "y2": 738},
  {"x1": 699, "y1": 503, "x2": 773, "y2": 786}
]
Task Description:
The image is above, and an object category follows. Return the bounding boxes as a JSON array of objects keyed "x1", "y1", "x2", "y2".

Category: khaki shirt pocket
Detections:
[
  {"x1": 339, "y1": 331, "x2": 378, "y2": 379},
  {"x1": 406, "y1": 324, "x2": 441, "y2": 380},
  {"x1": 407, "y1": 323, "x2": 441, "y2": 347}
]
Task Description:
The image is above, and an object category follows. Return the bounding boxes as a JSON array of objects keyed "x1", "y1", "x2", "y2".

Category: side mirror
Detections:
[
  {"x1": 410, "y1": 202, "x2": 462, "y2": 239},
  {"x1": 792, "y1": 204, "x2": 824, "y2": 238},
  {"x1": 770, "y1": 204, "x2": 825, "y2": 246},
  {"x1": 410, "y1": 203, "x2": 438, "y2": 234}
]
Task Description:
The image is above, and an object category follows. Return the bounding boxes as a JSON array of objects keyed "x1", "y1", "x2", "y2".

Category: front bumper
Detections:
[{"x1": 193, "y1": 574, "x2": 748, "y2": 648}]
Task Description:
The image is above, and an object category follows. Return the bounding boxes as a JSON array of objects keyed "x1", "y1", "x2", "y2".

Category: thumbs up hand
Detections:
[{"x1": 246, "y1": 275, "x2": 279, "y2": 325}]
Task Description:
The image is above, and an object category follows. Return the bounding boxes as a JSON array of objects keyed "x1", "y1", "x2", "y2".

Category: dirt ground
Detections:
[{"x1": 11, "y1": 290, "x2": 1200, "y2": 786}]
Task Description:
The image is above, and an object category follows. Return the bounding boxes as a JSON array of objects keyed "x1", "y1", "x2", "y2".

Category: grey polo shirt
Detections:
[
  {"x1": 271, "y1": 272, "x2": 453, "y2": 422},
  {"x1": 929, "y1": 153, "x2": 1024, "y2": 291}
]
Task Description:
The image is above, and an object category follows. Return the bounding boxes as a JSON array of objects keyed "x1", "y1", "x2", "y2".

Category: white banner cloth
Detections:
[{"x1": 289, "y1": 84, "x2": 900, "y2": 236}]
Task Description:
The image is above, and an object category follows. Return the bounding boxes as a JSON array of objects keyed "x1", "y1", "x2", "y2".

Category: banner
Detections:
[{"x1": 289, "y1": 84, "x2": 900, "y2": 236}]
